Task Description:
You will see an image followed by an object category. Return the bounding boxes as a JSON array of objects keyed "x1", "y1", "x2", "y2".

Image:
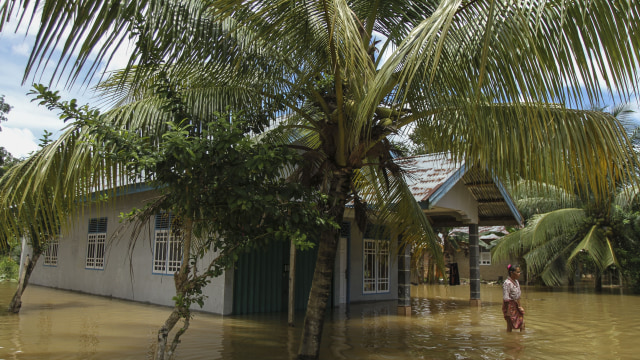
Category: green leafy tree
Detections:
[
  {"x1": 0, "y1": 95, "x2": 11, "y2": 131},
  {"x1": 0, "y1": 147, "x2": 19, "y2": 178},
  {"x1": 5, "y1": 195, "x2": 61, "y2": 312},
  {"x1": 28, "y1": 83, "x2": 332, "y2": 359},
  {"x1": 0, "y1": 95, "x2": 16, "y2": 176},
  {"x1": 2, "y1": 132, "x2": 64, "y2": 312},
  {"x1": 612, "y1": 203, "x2": 640, "y2": 293},
  {"x1": 2, "y1": 2, "x2": 640, "y2": 359}
]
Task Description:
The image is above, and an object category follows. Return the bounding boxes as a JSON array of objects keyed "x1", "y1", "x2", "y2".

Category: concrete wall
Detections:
[
  {"x1": 434, "y1": 181, "x2": 479, "y2": 224},
  {"x1": 450, "y1": 249, "x2": 512, "y2": 282},
  {"x1": 26, "y1": 192, "x2": 401, "y2": 314},
  {"x1": 343, "y1": 220, "x2": 399, "y2": 304},
  {"x1": 27, "y1": 190, "x2": 233, "y2": 315}
]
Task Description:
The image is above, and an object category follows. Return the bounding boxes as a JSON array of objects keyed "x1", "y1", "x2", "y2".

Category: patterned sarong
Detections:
[{"x1": 502, "y1": 300, "x2": 524, "y2": 329}]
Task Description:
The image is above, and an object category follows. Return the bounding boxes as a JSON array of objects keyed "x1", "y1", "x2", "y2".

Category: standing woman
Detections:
[{"x1": 502, "y1": 264, "x2": 525, "y2": 332}]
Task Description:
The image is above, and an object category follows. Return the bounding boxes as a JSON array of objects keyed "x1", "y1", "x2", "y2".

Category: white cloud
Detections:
[
  {"x1": 103, "y1": 38, "x2": 135, "y2": 73},
  {"x1": 3, "y1": 93, "x2": 65, "y2": 132},
  {"x1": 11, "y1": 42, "x2": 30, "y2": 56},
  {"x1": 0, "y1": 29, "x2": 93, "y2": 160},
  {"x1": 0, "y1": 126, "x2": 39, "y2": 158}
]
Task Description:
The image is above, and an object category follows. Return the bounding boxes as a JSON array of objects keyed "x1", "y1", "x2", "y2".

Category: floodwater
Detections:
[{"x1": 0, "y1": 281, "x2": 638, "y2": 360}]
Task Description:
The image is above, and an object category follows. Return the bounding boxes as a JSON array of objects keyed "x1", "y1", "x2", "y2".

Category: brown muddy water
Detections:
[{"x1": 0, "y1": 281, "x2": 638, "y2": 359}]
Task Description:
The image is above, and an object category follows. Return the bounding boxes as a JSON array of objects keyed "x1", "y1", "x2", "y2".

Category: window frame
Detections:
[
  {"x1": 85, "y1": 217, "x2": 107, "y2": 270},
  {"x1": 43, "y1": 237, "x2": 60, "y2": 267},
  {"x1": 152, "y1": 213, "x2": 183, "y2": 275},
  {"x1": 362, "y1": 226, "x2": 391, "y2": 295},
  {"x1": 479, "y1": 246, "x2": 492, "y2": 265}
]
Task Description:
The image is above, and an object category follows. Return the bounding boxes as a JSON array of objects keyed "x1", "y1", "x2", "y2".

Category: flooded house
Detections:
[{"x1": 21, "y1": 153, "x2": 522, "y2": 314}]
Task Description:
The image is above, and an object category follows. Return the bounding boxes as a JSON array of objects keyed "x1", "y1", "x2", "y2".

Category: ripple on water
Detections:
[{"x1": 2, "y1": 282, "x2": 640, "y2": 359}]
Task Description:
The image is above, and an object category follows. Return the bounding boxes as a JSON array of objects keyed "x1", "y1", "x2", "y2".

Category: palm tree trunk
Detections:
[
  {"x1": 297, "y1": 174, "x2": 349, "y2": 360},
  {"x1": 288, "y1": 238, "x2": 297, "y2": 327},
  {"x1": 8, "y1": 250, "x2": 41, "y2": 313},
  {"x1": 297, "y1": 226, "x2": 341, "y2": 359},
  {"x1": 595, "y1": 270, "x2": 603, "y2": 292}
]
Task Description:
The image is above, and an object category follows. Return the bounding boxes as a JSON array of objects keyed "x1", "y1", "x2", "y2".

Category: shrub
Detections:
[{"x1": 0, "y1": 256, "x2": 19, "y2": 281}]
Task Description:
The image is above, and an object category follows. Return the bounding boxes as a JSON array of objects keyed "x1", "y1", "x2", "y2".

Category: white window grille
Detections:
[
  {"x1": 363, "y1": 239, "x2": 377, "y2": 293},
  {"x1": 363, "y1": 225, "x2": 390, "y2": 294},
  {"x1": 153, "y1": 213, "x2": 182, "y2": 275},
  {"x1": 480, "y1": 247, "x2": 491, "y2": 265},
  {"x1": 86, "y1": 217, "x2": 107, "y2": 269},
  {"x1": 43, "y1": 237, "x2": 59, "y2": 266}
]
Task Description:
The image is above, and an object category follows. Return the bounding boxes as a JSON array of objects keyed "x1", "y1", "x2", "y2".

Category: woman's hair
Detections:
[{"x1": 507, "y1": 264, "x2": 519, "y2": 274}]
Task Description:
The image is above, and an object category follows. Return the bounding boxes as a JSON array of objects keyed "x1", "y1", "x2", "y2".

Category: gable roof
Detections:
[
  {"x1": 395, "y1": 153, "x2": 523, "y2": 227},
  {"x1": 395, "y1": 153, "x2": 465, "y2": 204}
]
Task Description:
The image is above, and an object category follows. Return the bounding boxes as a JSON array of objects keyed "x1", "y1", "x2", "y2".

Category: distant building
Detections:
[{"x1": 446, "y1": 225, "x2": 517, "y2": 283}]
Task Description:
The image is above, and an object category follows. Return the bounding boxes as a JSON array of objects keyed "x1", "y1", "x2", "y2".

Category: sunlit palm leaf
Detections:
[
  {"x1": 354, "y1": 163, "x2": 443, "y2": 270},
  {"x1": 568, "y1": 225, "x2": 618, "y2": 270},
  {"x1": 521, "y1": 208, "x2": 585, "y2": 248},
  {"x1": 615, "y1": 185, "x2": 640, "y2": 210},
  {"x1": 523, "y1": 233, "x2": 574, "y2": 280}
]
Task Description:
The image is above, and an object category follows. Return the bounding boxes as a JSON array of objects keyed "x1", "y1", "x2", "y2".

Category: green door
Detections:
[{"x1": 233, "y1": 242, "x2": 321, "y2": 315}]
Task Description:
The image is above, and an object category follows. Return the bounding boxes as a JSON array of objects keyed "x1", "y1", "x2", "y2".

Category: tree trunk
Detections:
[
  {"x1": 155, "y1": 217, "x2": 193, "y2": 360},
  {"x1": 8, "y1": 251, "x2": 41, "y2": 313},
  {"x1": 288, "y1": 238, "x2": 297, "y2": 327},
  {"x1": 297, "y1": 227, "x2": 340, "y2": 359},
  {"x1": 155, "y1": 308, "x2": 183, "y2": 360},
  {"x1": 297, "y1": 174, "x2": 349, "y2": 360},
  {"x1": 595, "y1": 270, "x2": 603, "y2": 292}
]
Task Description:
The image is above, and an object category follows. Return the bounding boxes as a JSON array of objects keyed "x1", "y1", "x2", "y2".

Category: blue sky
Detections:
[
  {"x1": 0, "y1": 21, "x2": 638, "y2": 159},
  {"x1": 0, "y1": 24, "x2": 130, "y2": 158},
  {"x1": 0, "y1": 31, "x2": 78, "y2": 158}
]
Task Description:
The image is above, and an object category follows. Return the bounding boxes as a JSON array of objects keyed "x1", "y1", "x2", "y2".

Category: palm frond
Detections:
[
  {"x1": 353, "y1": 162, "x2": 444, "y2": 273},
  {"x1": 491, "y1": 230, "x2": 522, "y2": 262},
  {"x1": 568, "y1": 225, "x2": 618, "y2": 271},
  {"x1": 523, "y1": 232, "x2": 575, "y2": 279},
  {"x1": 615, "y1": 185, "x2": 640, "y2": 210},
  {"x1": 410, "y1": 102, "x2": 638, "y2": 200},
  {"x1": 493, "y1": 207, "x2": 585, "y2": 271},
  {"x1": 537, "y1": 250, "x2": 571, "y2": 286},
  {"x1": 520, "y1": 208, "x2": 585, "y2": 248}
]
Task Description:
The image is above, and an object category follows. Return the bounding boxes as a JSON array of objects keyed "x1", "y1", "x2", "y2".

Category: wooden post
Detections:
[
  {"x1": 469, "y1": 224, "x2": 481, "y2": 307},
  {"x1": 288, "y1": 239, "x2": 297, "y2": 326}
]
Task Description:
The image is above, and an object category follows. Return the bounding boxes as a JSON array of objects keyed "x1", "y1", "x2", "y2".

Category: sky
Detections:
[
  {"x1": 0, "y1": 14, "x2": 639, "y2": 159},
  {"x1": 0, "y1": 21, "x2": 131, "y2": 159},
  {"x1": 0, "y1": 31, "x2": 77, "y2": 158}
]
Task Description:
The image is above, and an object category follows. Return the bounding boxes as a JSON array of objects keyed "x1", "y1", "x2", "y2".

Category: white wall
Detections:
[
  {"x1": 27, "y1": 190, "x2": 233, "y2": 315},
  {"x1": 433, "y1": 180, "x2": 479, "y2": 223}
]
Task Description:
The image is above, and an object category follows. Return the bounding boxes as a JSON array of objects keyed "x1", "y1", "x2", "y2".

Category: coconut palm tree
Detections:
[
  {"x1": 1, "y1": 1, "x2": 640, "y2": 359},
  {"x1": 492, "y1": 105, "x2": 640, "y2": 289},
  {"x1": 492, "y1": 183, "x2": 640, "y2": 289}
]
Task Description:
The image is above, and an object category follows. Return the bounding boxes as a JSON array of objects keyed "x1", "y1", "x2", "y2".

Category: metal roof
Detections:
[
  {"x1": 395, "y1": 153, "x2": 523, "y2": 227},
  {"x1": 395, "y1": 153, "x2": 465, "y2": 204},
  {"x1": 450, "y1": 225, "x2": 511, "y2": 240}
]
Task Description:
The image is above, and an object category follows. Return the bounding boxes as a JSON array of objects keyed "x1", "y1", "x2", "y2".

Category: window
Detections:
[
  {"x1": 86, "y1": 217, "x2": 107, "y2": 269},
  {"x1": 480, "y1": 246, "x2": 491, "y2": 265},
  {"x1": 43, "y1": 237, "x2": 59, "y2": 266},
  {"x1": 153, "y1": 213, "x2": 182, "y2": 275},
  {"x1": 363, "y1": 226, "x2": 390, "y2": 294}
]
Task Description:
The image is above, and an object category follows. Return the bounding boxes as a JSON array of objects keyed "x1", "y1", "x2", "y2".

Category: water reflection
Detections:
[{"x1": 1, "y1": 282, "x2": 639, "y2": 359}]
